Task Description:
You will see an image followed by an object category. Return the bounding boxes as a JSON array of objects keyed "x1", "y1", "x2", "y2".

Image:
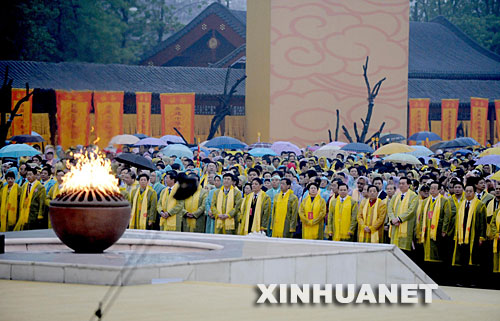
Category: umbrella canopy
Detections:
[
  {"x1": 408, "y1": 131, "x2": 442, "y2": 142},
  {"x1": 161, "y1": 135, "x2": 185, "y2": 144},
  {"x1": 0, "y1": 144, "x2": 41, "y2": 158},
  {"x1": 161, "y1": 144, "x2": 194, "y2": 158},
  {"x1": 133, "y1": 133, "x2": 148, "y2": 139},
  {"x1": 109, "y1": 134, "x2": 140, "y2": 145},
  {"x1": 326, "y1": 141, "x2": 348, "y2": 147},
  {"x1": 455, "y1": 137, "x2": 480, "y2": 147},
  {"x1": 248, "y1": 142, "x2": 272, "y2": 149},
  {"x1": 205, "y1": 136, "x2": 247, "y2": 150},
  {"x1": 379, "y1": 133, "x2": 406, "y2": 145},
  {"x1": 384, "y1": 153, "x2": 422, "y2": 165},
  {"x1": 307, "y1": 145, "x2": 321, "y2": 152},
  {"x1": 494, "y1": 142, "x2": 500, "y2": 148},
  {"x1": 313, "y1": 145, "x2": 342, "y2": 158},
  {"x1": 479, "y1": 147, "x2": 500, "y2": 157},
  {"x1": 190, "y1": 146, "x2": 210, "y2": 155},
  {"x1": 115, "y1": 153, "x2": 156, "y2": 171},
  {"x1": 31, "y1": 131, "x2": 41, "y2": 137},
  {"x1": 454, "y1": 149, "x2": 473, "y2": 155},
  {"x1": 491, "y1": 170, "x2": 500, "y2": 181},
  {"x1": 9, "y1": 134, "x2": 45, "y2": 143},
  {"x1": 271, "y1": 141, "x2": 301, "y2": 155},
  {"x1": 373, "y1": 143, "x2": 415, "y2": 155},
  {"x1": 248, "y1": 148, "x2": 278, "y2": 157},
  {"x1": 133, "y1": 137, "x2": 167, "y2": 147},
  {"x1": 340, "y1": 143, "x2": 374, "y2": 153},
  {"x1": 475, "y1": 155, "x2": 500, "y2": 165},
  {"x1": 405, "y1": 145, "x2": 433, "y2": 157}
]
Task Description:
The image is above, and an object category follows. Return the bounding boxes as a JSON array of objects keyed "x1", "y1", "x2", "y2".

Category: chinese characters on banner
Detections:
[
  {"x1": 495, "y1": 100, "x2": 500, "y2": 142},
  {"x1": 160, "y1": 93, "x2": 195, "y2": 143},
  {"x1": 136, "y1": 92, "x2": 151, "y2": 136},
  {"x1": 441, "y1": 99, "x2": 459, "y2": 141},
  {"x1": 56, "y1": 90, "x2": 92, "y2": 149},
  {"x1": 408, "y1": 99, "x2": 429, "y2": 137},
  {"x1": 94, "y1": 91, "x2": 124, "y2": 150},
  {"x1": 11, "y1": 88, "x2": 33, "y2": 136},
  {"x1": 470, "y1": 97, "x2": 488, "y2": 146}
]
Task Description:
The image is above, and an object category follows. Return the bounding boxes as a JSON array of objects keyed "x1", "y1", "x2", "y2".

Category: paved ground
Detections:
[{"x1": 0, "y1": 280, "x2": 499, "y2": 321}]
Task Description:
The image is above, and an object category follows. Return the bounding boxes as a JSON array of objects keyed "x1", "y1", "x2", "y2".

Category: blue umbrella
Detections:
[
  {"x1": 340, "y1": 143, "x2": 374, "y2": 153},
  {"x1": 408, "y1": 131, "x2": 441, "y2": 142},
  {"x1": 475, "y1": 155, "x2": 500, "y2": 165},
  {"x1": 248, "y1": 148, "x2": 277, "y2": 157},
  {"x1": 161, "y1": 144, "x2": 194, "y2": 158},
  {"x1": 133, "y1": 137, "x2": 167, "y2": 146},
  {"x1": 0, "y1": 144, "x2": 41, "y2": 158},
  {"x1": 455, "y1": 137, "x2": 480, "y2": 147},
  {"x1": 205, "y1": 136, "x2": 247, "y2": 150},
  {"x1": 190, "y1": 146, "x2": 210, "y2": 155},
  {"x1": 454, "y1": 149, "x2": 472, "y2": 155}
]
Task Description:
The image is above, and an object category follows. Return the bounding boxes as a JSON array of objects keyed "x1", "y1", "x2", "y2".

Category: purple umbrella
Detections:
[
  {"x1": 248, "y1": 142, "x2": 272, "y2": 149},
  {"x1": 271, "y1": 141, "x2": 301, "y2": 155},
  {"x1": 133, "y1": 137, "x2": 167, "y2": 146},
  {"x1": 307, "y1": 145, "x2": 321, "y2": 151},
  {"x1": 475, "y1": 155, "x2": 500, "y2": 165}
]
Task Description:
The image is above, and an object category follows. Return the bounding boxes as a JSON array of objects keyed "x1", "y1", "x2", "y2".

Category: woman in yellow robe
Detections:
[{"x1": 299, "y1": 183, "x2": 326, "y2": 240}]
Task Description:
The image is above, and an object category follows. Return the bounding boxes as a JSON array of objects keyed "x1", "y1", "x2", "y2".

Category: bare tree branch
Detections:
[
  {"x1": 335, "y1": 109, "x2": 340, "y2": 141},
  {"x1": 342, "y1": 125, "x2": 353, "y2": 143}
]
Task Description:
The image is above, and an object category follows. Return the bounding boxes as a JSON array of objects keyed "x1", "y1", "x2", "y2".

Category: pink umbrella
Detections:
[{"x1": 271, "y1": 141, "x2": 301, "y2": 155}]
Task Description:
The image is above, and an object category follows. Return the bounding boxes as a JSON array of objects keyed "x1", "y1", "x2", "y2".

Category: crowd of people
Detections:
[{"x1": 1, "y1": 143, "x2": 499, "y2": 288}]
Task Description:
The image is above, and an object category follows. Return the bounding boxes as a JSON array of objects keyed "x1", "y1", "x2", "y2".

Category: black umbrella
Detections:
[
  {"x1": 115, "y1": 153, "x2": 156, "y2": 171},
  {"x1": 9, "y1": 134, "x2": 45, "y2": 143},
  {"x1": 133, "y1": 133, "x2": 148, "y2": 139},
  {"x1": 379, "y1": 133, "x2": 405, "y2": 145}
]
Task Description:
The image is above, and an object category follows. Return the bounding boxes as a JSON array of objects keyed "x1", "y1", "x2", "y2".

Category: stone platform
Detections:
[{"x1": 0, "y1": 229, "x2": 449, "y2": 299}]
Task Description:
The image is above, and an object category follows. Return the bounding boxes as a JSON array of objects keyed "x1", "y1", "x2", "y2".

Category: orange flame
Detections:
[{"x1": 61, "y1": 148, "x2": 119, "y2": 195}]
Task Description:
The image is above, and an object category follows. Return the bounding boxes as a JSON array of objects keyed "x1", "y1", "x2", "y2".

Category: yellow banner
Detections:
[
  {"x1": 441, "y1": 99, "x2": 459, "y2": 141},
  {"x1": 470, "y1": 97, "x2": 489, "y2": 146},
  {"x1": 94, "y1": 91, "x2": 124, "y2": 149},
  {"x1": 495, "y1": 100, "x2": 500, "y2": 143},
  {"x1": 160, "y1": 93, "x2": 195, "y2": 143},
  {"x1": 56, "y1": 90, "x2": 92, "y2": 149},
  {"x1": 11, "y1": 88, "x2": 32, "y2": 136},
  {"x1": 136, "y1": 92, "x2": 151, "y2": 136},
  {"x1": 408, "y1": 98, "x2": 429, "y2": 137}
]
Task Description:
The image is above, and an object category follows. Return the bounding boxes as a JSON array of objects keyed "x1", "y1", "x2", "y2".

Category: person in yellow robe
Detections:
[
  {"x1": 444, "y1": 181, "x2": 465, "y2": 238},
  {"x1": 328, "y1": 183, "x2": 358, "y2": 241},
  {"x1": 0, "y1": 171, "x2": 21, "y2": 232},
  {"x1": 211, "y1": 173, "x2": 242, "y2": 234},
  {"x1": 491, "y1": 193, "x2": 500, "y2": 273},
  {"x1": 357, "y1": 185, "x2": 386, "y2": 243},
  {"x1": 388, "y1": 177, "x2": 418, "y2": 254},
  {"x1": 299, "y1": 183, "x2": 326, "y2": 240},
  {"x1": 451, "y1": 184, "x2": 487, "y2": 286},
  {"x1": 130, "y1": 173, "x2": 157, "y2": 230},
  {"x1": 13, "y1": 167, "x2": 47, "y2": 230},
  {"x1": 158, "y1": 171, "x2": 185, "y2": 231},
  {"x1": 182, "y1": 174, "x2": 208, "y2": 233},
  {"x1": 271, "y1": 178, "x2": 299, "y2": 238},
  {"x1": 239, "y1": 178, "x2": 271, "y2": 235}
]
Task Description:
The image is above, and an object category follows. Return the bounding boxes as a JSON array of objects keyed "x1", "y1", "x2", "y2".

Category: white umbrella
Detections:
[
  {"x1": 313, "y1": 145, "x2": 341, "y2": 158},
  {"x1": 384, "y1": 153, "x2": 422, "y2": 165},
  {"x1": 109, "y1": 134, "x2": 140, "y2": 145}
]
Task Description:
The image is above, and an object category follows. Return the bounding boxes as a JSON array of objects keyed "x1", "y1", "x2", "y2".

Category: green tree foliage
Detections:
[
  {"x1": 0, "y1": 0, "x2": 195, "y2": 64},
  {"x1": 411, "y1": 0, "x2": 500, "y2": 55}
]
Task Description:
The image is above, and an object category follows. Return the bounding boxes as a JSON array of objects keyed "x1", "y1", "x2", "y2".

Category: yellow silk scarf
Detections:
[
  {"x1": 452, "y1": 193, "x2": 464, "y2": 210},
  {"x1": 457, "y1": 198, "x2": 478, "y2": 245},
  {"x1": 216, "y1": 186, "x2": 235, "y2": 231},
  {"x1": 487, "y1": 200, "x2": 497, "y2": 240},
  {"x1": 421, "y1": 195, "x2": 442, "y2": 243},
  {"x1": 272, "y1": 190, "x2": 292, "y2": 238},
  {"x1": 130, "y1": 186, "x2": 151, "y2": 229},
  {"x1": 240, "y1": 191, "x2": 264, "y2": 235},
  {"x1": 159, "y1": 183, "x2": 179, "y2": 231},
  {"x1": 334, "y1": 196, "x2": 352, "y2": 241},
  {"x1": 0, "y1": 184, "x2": 18, "y2": 232},
  {"x1": 360, "y1": 198, "x2": 380, "y2": 243},
  {"x1": 14, "y1": 181, "x2": 41, "y2": 231},
  {"x1": 494, "y1": 210, "x2": 500, "y2": 253},
  {"x1": 185, "y1": 187, "x2": 201, "y2": 230},
  {"x1": 351, "y1": 189, "x2": 360, "y2": 203},
  {"x1": 392, "y1": 191, "x2": 412, "y2": 238},
  {"x1": 303, "y1": 195, "x2": 322, "y2": 240}
]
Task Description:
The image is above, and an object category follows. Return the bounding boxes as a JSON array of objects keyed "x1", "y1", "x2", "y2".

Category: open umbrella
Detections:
[
  {"x1": 340, "y1": 143, "x2": 374, "y2": 153},
  {"x1": 133, "y1": 137, "x2": 167, "y2": 147},
  {"x1": 161, "y1": 144, "x2": 194, "y2": 158},
  {"x1": 115, "y1": 153, "x2": 156, "y2": 171},
  {"x1": 373, "y1": 143, "x2": 415, "y2": 155},
  {"x1": 133, "y1": 133, "x2": 148, "y2": 139},
  {"x1": 454, "y1": 149, "x2": 473, "y2": 155},
  {"x1": 271, "y1": 141, "x2": 301, "y2": 155},
  {"x1": 161, "y1": 135, "x2": 185, "y2": 144},
  {"x1": 248, "y1": 142, "x2": 272, "y2": 149},
  {"x1": 408, "y1": 131, "x2": 441, "y2": 142},
  {"x1": 0, "y1": 144, "x2": 41, "y2": 158},
  {"x1": 190, "y1": 146, "x2": 210, "y2": 155},
  {"x1": 248, "y1": 148, "x2": 278, "y2": 157},
  {"x1": 109, "y1": 134, "x2": 140, "y2": 145},
  {"x1": 205, "y1": 136, "x2": 247, "y2": 150},
  {"x1": 405, "y1": 145, "x2": 433, "y2": 157},
  {"x1": 379, "y1": 133, "x2": 406, "y2": 145},
  {"x1": 491, "y1": 170, "x2": 500, "y2": 181},
  {"x1": 9, "y1": 134, "x2": 45, "y2": 143},
  {"x1": 326, "y1": 141, "x2": 348, "y2": 147},
  {"x1": 475, "y1": 155, "x2": 500, "y2": 165},
  {"x1": 384, "y1": 153, "x2": 422, "y2": 165},
  {"x1": 479, "y1": 147, "x2": 500, "y2": 157},
  {"x1": 313, "y1": 145, "x2": 341, "y2": 158}
]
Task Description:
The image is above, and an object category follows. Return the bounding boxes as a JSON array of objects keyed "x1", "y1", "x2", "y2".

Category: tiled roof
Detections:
[
  {"x1": 0, "y1": 60, "x2": 246, "y2": 96},
  {"x1": 209, "y1": 44, "x2": 246, "y2": 68}
]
